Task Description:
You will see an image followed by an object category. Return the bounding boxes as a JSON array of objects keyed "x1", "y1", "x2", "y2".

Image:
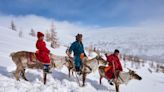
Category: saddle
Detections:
[
  {"x1": 67, "y1": 56, "x2": 92, "y2": 73},
  {"x1": 26, "y1": 52, "x2": 38, "y2": 65},
  {"x1": 104, "y1": 66, "x2": 112, "y2": 72}
]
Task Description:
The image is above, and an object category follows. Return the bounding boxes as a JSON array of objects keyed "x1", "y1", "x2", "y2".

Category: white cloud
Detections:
[
  {"x1": 0, "y1": 14, "x2": 163, "y2": 44},
  {"x1": 0, "y1": 14, "x2": 164, "y2": 62},
  {"x1": 0, "y1": 14, "x2": 93, "y2": 44}
]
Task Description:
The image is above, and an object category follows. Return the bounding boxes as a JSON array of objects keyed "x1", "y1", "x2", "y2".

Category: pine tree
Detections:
[
  {"x1": 29, "y1": 28, "x2": 36, "y2": 37},
  {"x1": 11, "y1": 20, "x2": 17, "y2": 31},
  {"x1": 45, "y1": 30, "x2": 51, "y2": 42},
  {"x1": 50, "y1": 22, "x2": 59, "y2": 48},
  {"x1": 19, "y1": 30, "x2": 23, "y2": 38}
]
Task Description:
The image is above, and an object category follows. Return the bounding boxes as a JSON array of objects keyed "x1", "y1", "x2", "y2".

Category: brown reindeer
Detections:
[
  {"x1": 10, "y1": 51, "x2": 67, "y2": 84},
  {"x1": 65, "y1": 49, "x2": 107, "y2": 86},
  {"x1": 65, "y1": 56, "x2": 106, "y2": 86},
  {"x1": 98, "y1": 66, "x2": 142, "y2": 92}
]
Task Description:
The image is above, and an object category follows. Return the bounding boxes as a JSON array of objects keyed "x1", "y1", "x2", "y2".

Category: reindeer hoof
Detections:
[
  {"x1": 16, "y1": 79, "x2": 20, "y2": 81},
  {"x1": 82, "y1": 84, "x2": 85, "y2": 87},
  {"x1": 25, "y1": 79, "x2": 29, "y2": 81}
]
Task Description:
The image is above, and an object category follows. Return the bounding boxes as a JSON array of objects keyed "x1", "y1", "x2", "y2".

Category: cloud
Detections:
[
  {"x1": 0, "y1": 14, "x2": 164, "y2": 62},
  {"x1": 0, "y1": 14, "x2": 163, "y2": 37},
  {"x1": 0, "y1": 14, "x2": 96, "y2": 44},
  {"x1": 0, "y1": 0, "x2": 164, "y2": 26}
]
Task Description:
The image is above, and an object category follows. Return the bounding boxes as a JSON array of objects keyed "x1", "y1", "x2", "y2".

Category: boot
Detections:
[
  {"x1": 108, "y1": 79, "x2": 114, "y2": 85},
  {"x1": 43, "y1": 64, "x2": 52, "y2": 73},
  {"x1": 75, "y1": 66, "x2": 82, "y2": 75}
]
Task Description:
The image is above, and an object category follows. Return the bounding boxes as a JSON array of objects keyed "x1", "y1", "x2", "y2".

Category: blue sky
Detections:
[{"x1": 0, "y1": 0, "x2": 164, "y2": 27}]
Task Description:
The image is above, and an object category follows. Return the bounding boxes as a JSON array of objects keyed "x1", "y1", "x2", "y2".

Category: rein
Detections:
[{"x1": 118, "y1": 74, "x2": 125, "y2": 82}]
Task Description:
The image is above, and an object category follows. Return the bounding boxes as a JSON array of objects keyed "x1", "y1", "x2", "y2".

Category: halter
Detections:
[{"x1": 118, "y1": 72, "x2": 132, "y2": 84}]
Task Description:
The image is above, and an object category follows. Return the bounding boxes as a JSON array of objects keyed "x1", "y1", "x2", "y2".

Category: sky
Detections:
[
  {"x1": 0, "y1": 0, "x2": 164, "y2": 27},
  {"x1": 0, "y1": 0, "x2": 164, "y2": 62}
]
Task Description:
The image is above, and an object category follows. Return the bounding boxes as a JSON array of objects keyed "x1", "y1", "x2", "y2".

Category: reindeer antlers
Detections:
[
  {"x1": 127, "y1": 68, "x2": 136, "y2": 73},
  {"x1": 127, "y1": 68, "x2": 131, "y2": 71},
  {"x1": 93, "y1": 49, "x2": 100, "y2": 56}
]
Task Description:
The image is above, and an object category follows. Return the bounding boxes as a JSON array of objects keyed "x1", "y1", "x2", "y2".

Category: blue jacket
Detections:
[{"x1": 69, "y1": 41, "x2": 85, "y2": 67}]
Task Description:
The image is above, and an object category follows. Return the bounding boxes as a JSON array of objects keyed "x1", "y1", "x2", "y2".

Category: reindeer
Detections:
[
  {"x1": 98, "y1": 66, "x2": 142, "y2": 92},
  {"x1": 10, "y1": 51, "x2": 67, "y2": 84},
  {"x1": 65, "y1": 49, "x2": 107, "y2": 86}
]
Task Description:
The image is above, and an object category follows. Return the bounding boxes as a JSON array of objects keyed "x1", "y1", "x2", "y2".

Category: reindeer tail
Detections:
[{"x1": 10, "y1": 52, "x2": 15, "y2": 57}]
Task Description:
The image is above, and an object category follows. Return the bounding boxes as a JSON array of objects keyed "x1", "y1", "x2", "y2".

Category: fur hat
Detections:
[
  {"x1": 37, "y1": 32, "x2": 44, "y2": 38},
  {"x1": 114, "y1": 49, "x2": 119, "y2": 53},
  {"x1": 76, "y1": 33, "x2": 82, "y2": 41}
]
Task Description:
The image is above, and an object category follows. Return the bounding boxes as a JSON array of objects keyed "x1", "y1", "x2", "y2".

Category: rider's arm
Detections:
[
  {"x1": 68, "y1": 42, "x2": 76, "y2": 57},
  {"x1": 117, "y1": 59, "x2": 123, "y2": 71}
]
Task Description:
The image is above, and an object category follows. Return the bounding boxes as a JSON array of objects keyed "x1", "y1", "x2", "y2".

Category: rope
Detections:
[{"x1": 118, "y1": 74, "x2": 124, "y2": 82}]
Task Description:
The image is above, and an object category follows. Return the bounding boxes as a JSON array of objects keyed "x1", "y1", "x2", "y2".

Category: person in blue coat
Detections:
[{"x1": 68, "y1": 34, "x2": 86, "y2": 73}]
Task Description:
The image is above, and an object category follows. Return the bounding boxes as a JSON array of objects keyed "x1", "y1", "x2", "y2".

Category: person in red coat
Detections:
[
  {"x1": 105, "y1": 49, "x2": 123, "y2": 85},
  {"x1": 35, "y1": 32, "x2": 51, "y2": 73}
]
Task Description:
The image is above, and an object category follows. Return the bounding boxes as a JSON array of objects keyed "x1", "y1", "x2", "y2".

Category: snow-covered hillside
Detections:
[
  {"x1": 0, "y1": 26, "x2": 164, "y2": 92},
  {"x1": 83, "y1": 27, "x2": 164, "y2": 63}
]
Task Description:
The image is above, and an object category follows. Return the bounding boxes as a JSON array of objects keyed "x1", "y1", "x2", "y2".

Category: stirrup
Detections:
[
  {"x1": 43, "y1": 69, "x2": 52, "y2": 74},
  {"x1": 76, "y1": 71, "x2": 82, "y2": 76}
]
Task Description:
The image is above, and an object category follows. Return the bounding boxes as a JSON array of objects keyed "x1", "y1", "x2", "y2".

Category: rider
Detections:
[
  {"x1": 68, "y1": 34, "x2": 87, "y2": 75},
  {"x1": 35, "y1": 32, "x2": 51, "y2": 73},
  {"x1": 105, "y1": 49, "x2": 123, "y2": 85}
]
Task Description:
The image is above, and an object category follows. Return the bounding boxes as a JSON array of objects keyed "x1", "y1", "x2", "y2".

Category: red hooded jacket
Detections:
[
  {"x1": 35, "y1": 39, "x2": 50, "y2": 64},
  {"x1": 105, "y1": 54, "x2": 123, "y2": 79}
]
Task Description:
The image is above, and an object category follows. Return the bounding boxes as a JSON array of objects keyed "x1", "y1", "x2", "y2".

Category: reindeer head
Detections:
[
  {"x1": 93, "y1": 50, "x2": 107, "y2": 65},
  {"x1": 128, "y1": 68, "x2": 142, "y2": 80},
  {"x1": 95, "y1": 56, "x2": 106, "y2": 65}
]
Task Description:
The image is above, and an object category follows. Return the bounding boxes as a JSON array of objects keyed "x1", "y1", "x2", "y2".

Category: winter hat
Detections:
[
  {"x1": 37, "y1": 32, "x2": 44, "y2": 38},
  {"x1": 76, "y1": 33, "x2": 82, "y2": 41},
  {"x1": 114, "y1": 49, "x2": 119, "y2": 53}
]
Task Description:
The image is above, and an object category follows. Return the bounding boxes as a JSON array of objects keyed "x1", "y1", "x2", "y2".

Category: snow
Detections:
[
  {"x1": 83, "y1": 27, "x2": 164, "y2": 63},
  {"x1": 0, "y1": 26, "x2": 164, "y2": 92}
]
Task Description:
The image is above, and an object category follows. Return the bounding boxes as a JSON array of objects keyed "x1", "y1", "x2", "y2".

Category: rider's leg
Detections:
[
  {"x1": 43, "y1": 64, "x2": 51, "y2": 73},
  {"x1": 74, "y1": 56, "x2": 82, "y2": 75}
]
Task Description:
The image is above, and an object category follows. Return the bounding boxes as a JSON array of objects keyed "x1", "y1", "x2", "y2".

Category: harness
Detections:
[
  {"x1": 118, "y1": 74, "x2": 125, "y2": 82},
  {"x1": 118, "y1": 72, "x2": 132, "y2": 84},
  {"x1": 67, "y1": 56, "x2": 92, "y2": 73},
  {"x1": 26, "y1": 52, "x2": 33, "y2": 62}
]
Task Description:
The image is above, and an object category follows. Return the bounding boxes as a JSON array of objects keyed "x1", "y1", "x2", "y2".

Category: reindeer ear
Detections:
[
  {"x1": 127, "y1": 68, "x2": 131, "y2": 71},
  {"x1": 127, "y1": 68, "x2": 133, "y2": 72},
  {"x1": 128, "y1": 68, "x2": 136, "y2": 74}
]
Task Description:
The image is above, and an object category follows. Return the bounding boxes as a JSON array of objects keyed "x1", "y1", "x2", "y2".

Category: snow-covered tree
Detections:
[
  {"x1": 45, "y1": 30, "x2": 51, "y2": 42},
  {"x1": 19, "y1": 30, "x2": 23, "y2": 38},
  {"x1": 29, "y1": 28, "x2": 36, "y2": 37},
  {"x1": 10, "y1": 20, "x2": 17, "y2": 31},
  {"x1": 50, "y1": 22, "x2": 59, "y2": 48}
]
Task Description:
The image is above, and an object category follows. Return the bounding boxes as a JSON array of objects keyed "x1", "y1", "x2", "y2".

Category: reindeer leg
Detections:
[
  {"x1": 15, "y1": 67, "x2": 20, "y2": 81},
  {"x1": 118, "y1": 85, "x2": 120, "y2": 92},
  {"x1": 100, "y1": 76, "x2": 103, "y2": 85},
  {"x1": 15, "y1": 64, "x2": 24, "y2": 81},
  {"x1": 72, "y1": 69, "x2": 74, "y2": 77},
  {"x1": 21, "y1": 69, "x2": 28, "y2": 81},
  {"x1": 68, "y1": 68, "x2": 71, "y2": 78},
  {"x1": 82, "y1": 73, "x2": 86, "y2": 87},
  {"x1": 115, "y1": 83, "x2": 119, "y2": 92},
  {"x1": 43, "y1": 72, "x2": 47, "y2": 85}
]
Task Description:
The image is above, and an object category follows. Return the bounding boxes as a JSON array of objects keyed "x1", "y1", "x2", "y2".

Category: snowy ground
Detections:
[
  {"x1": 0, "y1": 26, "x2": 164, "y2": 92},
  {"x1": 83, "y1": 28, "x2": 164, "y2": 63}
]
